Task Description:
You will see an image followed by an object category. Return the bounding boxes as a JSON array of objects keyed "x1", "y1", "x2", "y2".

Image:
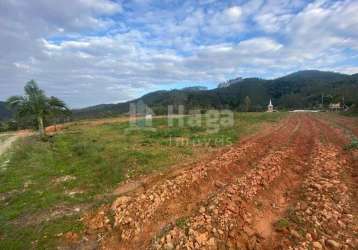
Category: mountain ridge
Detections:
[
  {"x1": 1, "y1": 70, "x2": 357, "y2": 121},
  {"x1": 72, "y1": 70, "x2": 358, "y2": 119}
]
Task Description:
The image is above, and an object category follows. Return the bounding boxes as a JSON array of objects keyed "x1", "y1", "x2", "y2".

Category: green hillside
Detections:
[
  {"x1": 0, "y1": 102, "x2": 12, "y2": 121},
  {"x1": 73, "y1": 70, "x2": 358, "y2": 119}
]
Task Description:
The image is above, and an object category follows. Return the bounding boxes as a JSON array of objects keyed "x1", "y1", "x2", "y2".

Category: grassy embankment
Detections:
[{"x1": 0, "y1": 112, "x2": 286, "y2": 249}]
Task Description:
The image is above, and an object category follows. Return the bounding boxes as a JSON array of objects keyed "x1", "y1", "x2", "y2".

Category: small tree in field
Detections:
[{"x1": 6, "y1": 80, "x2": 69, "y2": 136}]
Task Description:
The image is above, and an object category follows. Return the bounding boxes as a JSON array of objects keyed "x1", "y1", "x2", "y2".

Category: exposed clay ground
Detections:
[{"x1": 66, "y1": 114, "x2": 357, "y2": 250}]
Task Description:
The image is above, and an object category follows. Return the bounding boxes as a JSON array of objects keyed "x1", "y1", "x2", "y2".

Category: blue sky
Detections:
[{"x1": 0, "y1": 0, "x2": 357, "y2": 107}]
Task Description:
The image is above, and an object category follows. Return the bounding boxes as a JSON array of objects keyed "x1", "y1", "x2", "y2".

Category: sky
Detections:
[{"x1": 0, "y1": 0, "x2": 357, "y2": 108}]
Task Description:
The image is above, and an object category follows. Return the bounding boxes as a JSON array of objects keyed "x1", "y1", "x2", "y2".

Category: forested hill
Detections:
[
  {"x1": 2, "y1": 70, "x2": 357, "y2": 121},
  {"x1": 0, "y1": 101, "x2": 12, "y2": 121},
  {"x1": 72, "y1": 70, "x2": 358, "y2": 119}
]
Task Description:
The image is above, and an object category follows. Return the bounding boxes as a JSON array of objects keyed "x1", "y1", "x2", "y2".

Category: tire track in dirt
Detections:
[{"x1": 79, "y1": 115, "x2": 300, "y2": 249}]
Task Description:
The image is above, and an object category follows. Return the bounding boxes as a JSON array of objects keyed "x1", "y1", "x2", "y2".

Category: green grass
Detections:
[
  {"x1": 274, "y1": 218, "x2": 290, "y2": 231},
  {"x1": 175, "y1": 216, "x2": 189, "y2": 230},
  {"x1": 344, "y1": 138, "x2": 358, "y2": 150},
  {"x1": 0, "y1": 112, "x2": 286, "y2": 249}
]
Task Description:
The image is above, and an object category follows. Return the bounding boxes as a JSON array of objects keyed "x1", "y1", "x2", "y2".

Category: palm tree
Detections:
[{"x1": 6, "y1": 80, "x2": 69, "y2": 136}]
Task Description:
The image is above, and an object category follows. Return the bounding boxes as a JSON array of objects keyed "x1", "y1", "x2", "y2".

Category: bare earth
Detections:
[
  {"x1": 64, "y1": 114, "x2": 357, "y2": 250},
  {"x1": 0, "y1": 134, "x2": 18, "y2": 156},
  {"x1": 0, "y1": 130, "x2": 32, "y2": 156}
]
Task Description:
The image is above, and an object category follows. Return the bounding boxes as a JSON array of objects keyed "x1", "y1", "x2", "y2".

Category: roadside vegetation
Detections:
[{"x1": 0, "y1": 112, "x2": 285, "y2": 249}]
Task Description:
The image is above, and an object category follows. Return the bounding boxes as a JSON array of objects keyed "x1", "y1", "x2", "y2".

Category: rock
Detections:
[
  {"x1": 164, "y1": 242, "x2": 174, "y2": 250},
  {"x1": 312, "y1": 241, "x2": 323, "y2": 249},
  {"x1": 196, "y1": 232, "x2": 208, "y2": 245},
  {"x1": 325, "y1": 239, "x2": 340, "y2": 249},
  {"x1": 243, "y1": 213, "x2": 253, "y2": 224},
  {"x1": 207, "y1": 237, "x2": 216, "y2": 247},
  {"x1": 226, "y1": 202, "x2": 237, "y2": 214},
  {"x1": 306, "y1": 233, "x2": 312, "y2": 241},
  {"x1": 199, "y1": 206, "x2": 206, "y2": 213},
  {"x1": 215, "y1": 181, "x2": 225, "y2": 188},
  {"x1": 166, "y1": 234, "x2": 172, "y2": 243},
  {"x1": 112, "y1": 196, "x2": 132, "y2": 209},
  {"x1": 290, "y1": 229, "x2": 300, "y2": 239}
]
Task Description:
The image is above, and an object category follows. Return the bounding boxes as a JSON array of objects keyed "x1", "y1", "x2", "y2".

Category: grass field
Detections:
[{"x1": 0, "y1": 112, "x2": 286, "y2": 249}]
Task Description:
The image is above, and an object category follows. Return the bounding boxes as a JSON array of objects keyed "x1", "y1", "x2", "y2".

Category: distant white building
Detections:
[
  {"x1": 329, "y1": 102, "x2": 343, "y2": 112},
  {"x1": 267, "y1": 99, "x2": 274, "y2": 112}
]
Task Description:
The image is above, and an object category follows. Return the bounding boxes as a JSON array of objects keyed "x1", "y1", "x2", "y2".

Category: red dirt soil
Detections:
[{"x1": 63, "y1": 114, "x2": 357, "y2": 250}]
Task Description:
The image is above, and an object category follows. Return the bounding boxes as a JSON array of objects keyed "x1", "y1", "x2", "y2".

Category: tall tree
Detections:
[{"x1": 6, "y1": 80, "x2": 69, "y2": 136}]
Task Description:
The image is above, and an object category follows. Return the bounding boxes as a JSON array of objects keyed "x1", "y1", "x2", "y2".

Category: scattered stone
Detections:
[
  {"x1": 325, "y1": 239, "x2": 340, "y2": 249},
  {"x1": 312, "y1": 241, "x2": 322, "y2": 249},
  {"x1": 164, "y1": 242, "x2": 174, "y2": 250},
  {"x1": 290, "y1": 229, "x2": 300, "y2": 239},
  {"x1": 199, "y1": 206, "x2": 206, "y2": 213},
  {"x1": 196, "y1": 232, "x2": 208, "y2": 245}
]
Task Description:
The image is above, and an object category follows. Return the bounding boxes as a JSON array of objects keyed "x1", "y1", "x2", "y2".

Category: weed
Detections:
[
  {"x1": 274, "y1": 218, "x2": 290, "y2": 231},
  {"x1": 286, "y1": 207, "x2": 304, "y2": 226},
  {"x1": 344, "y1": 138, "x2": 358, "y2": 150},
  {"x1": 175, "y1": 217, "x2": 188, "y2": 230}
]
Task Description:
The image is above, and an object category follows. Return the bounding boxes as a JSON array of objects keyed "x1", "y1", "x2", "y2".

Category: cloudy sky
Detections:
[{"x1": 1, "y1": 0, "x2": 357, "y2": 107}]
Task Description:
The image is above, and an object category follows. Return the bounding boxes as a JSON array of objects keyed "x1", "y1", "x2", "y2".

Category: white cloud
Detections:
[
  {"x1": 0, "y1": 0, "x2": 357, "y2": 107},
  {"x1": 238, "y1": 37, "x2": 283, "y2": 53},
  {"x1": 225, "y1": 6, "x2": 242, "y2": 21}
]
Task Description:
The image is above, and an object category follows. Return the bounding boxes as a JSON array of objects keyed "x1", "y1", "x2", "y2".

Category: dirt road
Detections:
[
  {"x1": 75, "y1": 114, "x2": 357, "y2": 250},
  {"x1": 0, "y1": 130, "x2": 32, "y2": 157},
  {"x1": 0, "y1": 134, "x2": 18, "y2": 156}
]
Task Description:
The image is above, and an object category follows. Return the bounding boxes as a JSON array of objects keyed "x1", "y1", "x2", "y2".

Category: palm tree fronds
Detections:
[
  {"x1": 6, "y1": 95, "x2": 26, "y2": 109},
  {"x1": 5, "y1": 80, "x2": 70, "y2": 136}
]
